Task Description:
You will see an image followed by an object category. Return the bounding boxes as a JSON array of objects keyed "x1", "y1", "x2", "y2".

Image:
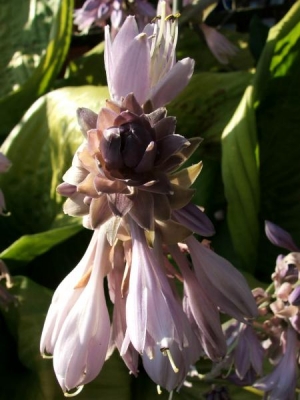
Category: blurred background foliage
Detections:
[{"x1": 0, "y1": 0, "x2": 299, "y2": 398}]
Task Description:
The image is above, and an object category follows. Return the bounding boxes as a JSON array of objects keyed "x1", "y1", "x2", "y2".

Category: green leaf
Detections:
[
  {"x1": 0, "y1": 85, "x2": 109, "y2": 249},
  {"x1": 0, "y1": 0, "x2": 74, "y2": 140},
  {"x1": 254, "y1": 1, "x2": 300, "y2": 279},
  {"x1": 168, "y1": 71, "x2": 252, "y2": 226},
  {"x1": 221, "y1": 1, "x2": 300, "y2": 276},
  {"x1": 0, "y1": 223, "x2": 82, "y2": 272},
  {"x1": 221, "y1": 86, "x2": 260, "y2": 273}
]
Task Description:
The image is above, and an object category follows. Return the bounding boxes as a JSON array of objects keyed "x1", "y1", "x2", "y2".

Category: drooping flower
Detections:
[{"x1": 41, "y1": 225, "x2": 112, "y2": 395}]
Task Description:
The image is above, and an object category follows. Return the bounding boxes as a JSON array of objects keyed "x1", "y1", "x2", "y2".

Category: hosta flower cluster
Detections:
[
  {"x1": 41, "y1": 6, "x2": 257, "y2": 396},
  {"x1": 219, "y1": 221, "x2": 300, "y2": 399}
]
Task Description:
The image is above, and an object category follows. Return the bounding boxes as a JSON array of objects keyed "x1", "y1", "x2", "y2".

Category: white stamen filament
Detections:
[
  {"x1": 64, "y1": 386, "x2": 84, "y2": 397},
  {"x1": 162, "y1": 348, "x2": 179, "y2": 373},
  {"x1": 42, "y1": 349, "x2": 53, "y2": 359},
  {"x1": 157, "y1": 385, "x2": 162, "y2": 394}
]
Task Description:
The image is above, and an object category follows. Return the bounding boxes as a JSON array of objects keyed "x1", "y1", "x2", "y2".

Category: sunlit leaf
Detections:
[
  {"x1": 0, "y1": 223, "x2": 82, "y2": 272},
  {"x1": 222, "y1": 86, "x2": 260, "y2": 273},
  {"x1": 0, "y1": 0, "x2": 74, "y2": 140},
  {"x1": 0, "y1": 85, "x2": 108, "y2": 249},
  {"x1": 221, "y1": 1, "x2": 300, "y2": 276}
]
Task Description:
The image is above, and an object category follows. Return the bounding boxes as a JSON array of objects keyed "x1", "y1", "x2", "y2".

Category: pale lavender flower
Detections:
[
  {"x1": 254, "y1": 326, "x2": 298, "y2": 400},
  {"x1": 41, "y1": 226, "x2": 111, "y2": 395},
  {"x1": 233, "y1": 323, "x2": 264, "y2": 382},
  {"x1": 184, "y1": 236, "x2": 258, "y2": 322},
  {"x1": 104, "y1": 6, "x2": 195, "y2": 109}
]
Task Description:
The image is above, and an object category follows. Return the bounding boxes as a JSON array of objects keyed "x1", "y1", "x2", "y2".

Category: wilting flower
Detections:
[
  {"x1": 41, "y1": 10, "x2": 257, "y2": 395},
  {"x1": 104, "y1": 4, "x2": 195, "y2": 109},
  {"x1": 199, "y1": 23, "x2": 238, "y2": 65},
  {"x1": 74, "y1": 0, "x2": 156, "y2": 34}
]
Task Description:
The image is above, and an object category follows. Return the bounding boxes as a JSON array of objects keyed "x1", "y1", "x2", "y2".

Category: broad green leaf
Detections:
[
  {"x1": 221, "y1": 2, "x2": 300, "y2": 275},
  {"x1": 0, "y1": 85, "x2": 109, "y2": 250},
  {"x1": 0, "y1": 223, "x2": 82, "y2": 272},
  {"x1": 0, "y1": 0, "x2": 74, "y2": 140},
  {"x1": 2, "y1": 276, "x2": 132, "y2": 400},
  {"x1": 254, "y1": 1, "x2": 300, "y2": 279},
  {"x1": 221, "y1": 86, "x2": 260, "y2": 273}
]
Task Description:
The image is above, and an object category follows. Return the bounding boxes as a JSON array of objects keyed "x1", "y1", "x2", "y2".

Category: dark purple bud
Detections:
[
  {"x1": 119, "y1": 123, "x2": 150, "y2": 168},
  {"x1": 101, "y1": 121, "x2": 155, "y2": 170},
  {"x1": 101, "y1": 127, "x2": 124, "y2": 170},
  {"x1": 265, "y1": 221, "x2": 299, "y2": 252}
]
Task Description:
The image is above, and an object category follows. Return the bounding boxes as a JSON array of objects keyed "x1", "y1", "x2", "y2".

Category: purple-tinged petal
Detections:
[
  {"x1": 155, "y1": 134, "x2": 190, "y2": 166},
  {"x1": 134, "y1": 141, "x2": 157, "y2": 173},
  {"x1": 53, "y1": 229, "x2": 111, "y2": 393},
  {"x1": 234, "y1": 324, "x2": 264, "y2": 379},
  {"x1": 289, "y1": 285, "x2": 300, "y2": 306},
  {"x1": 77, "y1": 108, "x2": 98, "y2": 136},
  {"x1": 153, "y1": 116, "x2": 176, "y2": 140},
  {"x1": 0, "y1": 153, "x2": 11, "y2": 173},
  {"x1": 90, "y1": 195, "x2": 112, "y2": 228},
  {"x1": 107, "y1": 242, "x2": 139, "y2": 375},
  {"x1": 254, "y1": 327, "x2": 298, "y2": 400},
  {"x1": 40, "y1": 230, "x2": 99, "y2": 355},
  {"x1": 186, "y1": 236, "x2": 258, "y2": 321},
  {"x1": 265, "y1": 220, "x2": 299, "y2": 252},
  {"x1": 108, "y1": 193, "x2": 133, "y2": 217},
  {"x1": 172, "y1": 203, "x2": 215, "y2": 237},
  {"x1": 111, "y1": 32, "x2": 151, "y2": 104},
  {"x1": 57, "y1": 182, "x2": 77, "y2": 197},
  {"x1": 63, "y1": 166, "x2": 89, "y2": 186},
  {"x1": 128, "y1": 191, "x2": 154, "y2": 231},
  {"x1": 148, "y1": 58, "x2": 195, "y2": 109},
  {"x1": 63, "y1": 194, "x2": 90, "y2": 217},
  {"x1": 142, "y1": 338, "x2": 201, "y2": 392},
  {"x1": 170, "y1": 244, "x2": 227, "y2": 361},
  {"x1": 153, "y1": 193, "x2": 171, "y2": 221}
]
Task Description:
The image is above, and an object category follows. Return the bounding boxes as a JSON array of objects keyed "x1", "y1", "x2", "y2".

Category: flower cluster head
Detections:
[
  {"x1": 41, "y1": 5, "x2": 257, "y2": 396},
  {"x1": 222, "y1": 221, "x2": 300, "y2": 399},
  {"x1": 74, "y1": 0, "x2": 156, "y2": 34}
]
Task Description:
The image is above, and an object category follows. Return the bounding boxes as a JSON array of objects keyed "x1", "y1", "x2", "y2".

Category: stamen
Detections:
[
  {"x1": 161, "y1": 348, "x2": 179, "y2": 373},
  {"x1": 64, "y1": 386, "x2": 84, "y2": 397},
  {"x1": 157, "y1": 385, "x2": 162, "y2": 395},
  {"x1": 42, "y1": 349, "x2": 53, "y2": 359}
]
